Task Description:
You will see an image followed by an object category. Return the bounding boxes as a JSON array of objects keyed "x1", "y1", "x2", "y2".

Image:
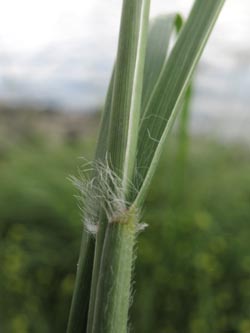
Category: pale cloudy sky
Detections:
[{"x1": 0, "y1": 0, "x2": 250, "y2": 138}]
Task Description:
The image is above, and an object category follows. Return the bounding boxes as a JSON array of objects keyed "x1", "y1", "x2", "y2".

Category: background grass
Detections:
[{"x1": 1, "y1": 108, "x2": 250, "y2": 333}]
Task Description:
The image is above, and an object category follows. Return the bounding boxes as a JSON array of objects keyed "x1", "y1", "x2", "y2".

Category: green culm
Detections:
[{"x1": 67, "y1": 0, "x2": 226, "y2": 332}]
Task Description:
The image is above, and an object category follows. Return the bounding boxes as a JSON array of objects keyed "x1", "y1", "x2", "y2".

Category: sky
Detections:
[{"x1": 0, "y1": 0, "x2": 250, "y2": 138}]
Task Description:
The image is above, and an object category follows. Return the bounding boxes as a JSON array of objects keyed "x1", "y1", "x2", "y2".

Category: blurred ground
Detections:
[{"x1": 1, "y1": 106, "x2": 250, "y2": 333}]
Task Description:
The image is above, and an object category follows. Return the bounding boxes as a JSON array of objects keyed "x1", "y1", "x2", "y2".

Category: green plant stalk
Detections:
[
  {"x1": 86, "y1": 210, "x2": 108, "y2": 333},
  {"x1": 89, "y1": 0, "x2": 150, "y2": 331},
  {"x1": 107, "y1": 0, "x2": 150, "y2": 190},
  {"x1": 92, "y1": 210, "x2": 137, "y2": 333},
  {"x1": 66, "y1": 232, "x2": 95, "y2": 333},
  {"x1": 87, "y1": 13, "x2": 176, "y2": 329},
  {"x1": 68, "y1": 0, "x2": 225, "y2": 331},
  {"x1": 85, "y1": 73, "x2": 115, "y2": 332},
  {"x1": 67, "y1": 71, "x2": 115, "y2": 333}
]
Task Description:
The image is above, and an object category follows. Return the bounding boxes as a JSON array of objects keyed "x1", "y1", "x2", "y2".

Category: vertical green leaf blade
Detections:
[
  {"x1": 84, "y1": 70, "x2": 115, "y2": 333},
  {"x1": 66, "y1": 232, "x2": 95, "y2": 333},
  {"x1": 142, "y1": 14, "x2": 182, "y2": 112},
  {"x1": 108, "y1": 0, "x2": 151, "y2": 197},
  {"x1": 67, "y1": 68, "x2": 116, "y2": 333},
  {"x1": 95, "y1": 69, "x2": 115, "y2": 161},
  {"x1": 134, "y1": 0, "x2": 225, "y2": 206}
]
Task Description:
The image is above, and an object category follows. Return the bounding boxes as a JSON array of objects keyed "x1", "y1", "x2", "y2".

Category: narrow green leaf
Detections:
[
  {"x1": 107, "y1": 0, "x2": 151, "y2": 197},
  {"x1": 66, "y1": 232, "x2": 95, "y2": 333},
  {"x1": 142, "y1": 14, "x2": 182, "y2": 112},
  {"x1": 95, "y1": 69, "x2": 115, "y2": 161},
  {"x1": 68, "y1": 69, "x2": 115, "y2": 333},
  {"x1": 85, "y1": 70, "x2": 115, "y2": 333},
  {"x1": 134, "y1": 0, "x2": 225, "y2": 206}
]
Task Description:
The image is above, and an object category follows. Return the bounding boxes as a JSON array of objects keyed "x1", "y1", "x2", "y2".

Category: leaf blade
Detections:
[
  {"x1": 142, "y1": 13, "x2": 182, "y2": 112},
  {"x1": 134, "y1": 0, "x2": 226, "y2": 206},
  {"x1": 107, "y1": 0, "x2": 151, "y2": 196}
]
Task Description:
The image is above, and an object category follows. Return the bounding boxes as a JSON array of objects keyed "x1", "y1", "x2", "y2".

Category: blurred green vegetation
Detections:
[{"x1": 1, "y1": 109, "x2": 250, "y2": 332}]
